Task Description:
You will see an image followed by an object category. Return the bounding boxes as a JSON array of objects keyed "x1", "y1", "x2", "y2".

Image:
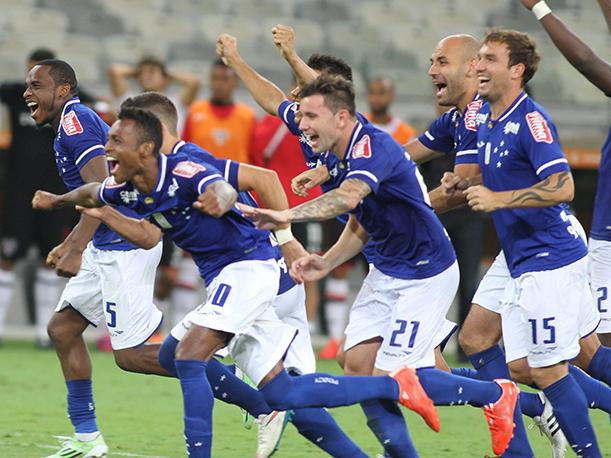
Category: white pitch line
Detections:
[{"x1": 0, "y1": 440, "x2": 172, "y2": 458}]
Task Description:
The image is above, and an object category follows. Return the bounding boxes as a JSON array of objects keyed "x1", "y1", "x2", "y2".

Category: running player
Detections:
[{"x1": 24, "y1": 60, "x2": 166, "y2": 457}]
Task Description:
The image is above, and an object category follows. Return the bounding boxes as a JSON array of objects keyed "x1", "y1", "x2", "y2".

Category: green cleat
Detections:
[{"x1": 45, "y1": 434, "x2": 108, "y2": 457}]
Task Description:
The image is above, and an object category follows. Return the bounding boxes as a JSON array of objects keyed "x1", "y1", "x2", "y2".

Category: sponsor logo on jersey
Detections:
[
  {"x1": 119, "y1": 189, "x2": 139, "y2": 205},
  {"x1": 475, "y1": 112, "x2": 489, "y2": 126},
  {"x1": 503, "y1": 121, "x2": 520, "y2": 135},
  {"x1": 173, "y1": 161, "x2": 206, "y2": 178},
  {"x1": 526, "y1": 111, "x2": 553, "y2": 144},
  {"x1": 464, "y1": 99, "x2": 483, "y2": 131},
  {"x1": 351, "y1": 134, "x2": 372, "y2": 159},
  {"x1": 62, "y1": 111, "x2": 83, "y2": 136}
]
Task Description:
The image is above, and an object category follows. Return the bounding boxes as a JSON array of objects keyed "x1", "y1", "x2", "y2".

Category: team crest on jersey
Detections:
[
  {"x1": 526, "y1": 111, "x2": 553, "y2": 144},
  {"x1": 173, "y1": 161, "x2": 206, "y2": 178},
  {"x1": 476, "y1": 112, "x2": 488, "y2": 126},
  {"x1": 62, "y1": 111, "x2": 83, "y2": 136},
  {"x1": 504, "y1": 121, "x2": 520, "y2": 135},
  {"x1": 351, "y1": 135, "x2": 372, "y2": 159},
  {"x1": 464, "y1": 99, "x2": 483, "y2": 131}
]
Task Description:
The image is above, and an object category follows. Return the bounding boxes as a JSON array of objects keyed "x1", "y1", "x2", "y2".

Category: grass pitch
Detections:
[{"x1": 0, "y1": 341, "x2": 609, "y2": 457}]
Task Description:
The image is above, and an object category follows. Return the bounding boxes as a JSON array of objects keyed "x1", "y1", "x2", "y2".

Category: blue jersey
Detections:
[
  {"x1": 99, "y1": 153, "x2": 276, "y2": 284},
  {"x1": 476, "y1": 92, "x2": 587, "y2": 277},
  {"x1": 591, "y1": 127, "x2": 611, "y2": 241},
  {"x1": 54, "y1": 97, "x2": 135, "y2": 250},
  {"x1": 328, "y1": 121, "x2": 456, "y2": 279},
  {"x1": 170, "y1": 140, "x2": 296, "y2": 293},
  {"x1": 418, "y1": 94, "x2": 483, "y2": 165}
]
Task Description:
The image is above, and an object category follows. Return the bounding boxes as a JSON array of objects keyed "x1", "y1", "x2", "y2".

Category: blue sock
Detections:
[
  {"x1": 158, "y1": 334, "x2": 179, "y2": 376},
  {"x1": 587, "y1": 345, "x2": 610, "y2": 385},
  {"x1": 543, "y1": 374, "x2": 601, "y2": 458},
  {"x1": 361, "y1": 400, "x2": 418, "y2": 457},
  {"x1": 207, "y1": 359, "x2": 271, "y2": 417},
  {"x1": 451, "y1": 367, "x2": 479, "y2": 379},
  {"x1": 416, "y1": 367, "x2": 501, "y2": 407},
  {"x1": 291, "y1": 407, "x2": 369, "y2": 457},
  {"x1": 519, "y1": 392, "x2": 544, "y2": 418},
  {"x1": 66, "y1": 379, "x2": 98, "y2": 434},
  {"x1": 468, "y1": 345, "x2": 534, "y2": 457},
  {"x1": 260, "y1": 369, "x2": 398, "y2": 411},
  {"x1": 569, "y1": 365, "x2": 611, "y2": 414},
  {"x1": 175, "y1": 360, "x2": 213, "y2": 458}
]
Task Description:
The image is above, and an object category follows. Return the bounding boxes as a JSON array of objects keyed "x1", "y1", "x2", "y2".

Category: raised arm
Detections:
[
  {"x1": 32, "y1": 182, "x2": 103, "y2": 210},
  {"x1": 236, "y1": 164, "x2": 289, "y2": 227},
  {"x1": 216, "y1": 33, "x2": 286, "y2": 115},
  {"x1": 521, "y1": 0, "x2": 611, "y2": 95},
  {"x1": 272, "y1": 25, "x2": 319, "y2": 87}
]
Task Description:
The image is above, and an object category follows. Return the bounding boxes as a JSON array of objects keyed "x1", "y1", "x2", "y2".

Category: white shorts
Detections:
[
  {"x1": 472, "y1": 251, "x2": 508, "y2": 314},
  {"x1": 501, "y1": 256, "x2": 598, "y2": 367},
  {"x1": 185, "y1": 259, "x2": 297, "y2": 386},
  {"x1": 589, "y1": 238, "x2": 611, "y2": 334},
  {"x1": 56, "y1": 242, "x2": 163, "y2": 350},
  {"x1": 344, "y1": 262, "x2": 459, "y2": 371}
]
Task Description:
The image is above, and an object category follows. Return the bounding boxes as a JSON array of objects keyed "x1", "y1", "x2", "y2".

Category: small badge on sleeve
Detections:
[
  {"x1": 173, "y1": 161, "x2": 206, "y2": 178},
  {"x1": 62, "y1": 111, "x2": 84, "y2": 136}
]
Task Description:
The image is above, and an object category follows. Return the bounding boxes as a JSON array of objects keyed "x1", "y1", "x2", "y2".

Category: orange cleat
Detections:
[
  {"x1": 483, "y1": 379, "x2": 519, "y2": 456},
  {"x1": 389, "y1": 365, "x2": 440, "y2": 432},
  {"x1": 318, "y1": 338, "x2": 339, "y2": 359}
]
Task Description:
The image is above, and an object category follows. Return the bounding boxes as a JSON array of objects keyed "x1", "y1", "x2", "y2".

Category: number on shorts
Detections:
[
  {"x1": 528, "y1": 317, "x2": 556, "y2": 345},
  {"x1": 277, "y1": 257, "x2": 288, "y2": 274},
  {"x1": 211, "y1": 283, "x2": 232, "y2": 307},
  {"x1": 597, "y1": 287, "x2": 608, "y2": 313},
  {"x1": 106, "y1": 301, "x2": 117, "y2": 328},
  {"x1": 389, "y1": 319, "x2": 420, "y2": 348}
]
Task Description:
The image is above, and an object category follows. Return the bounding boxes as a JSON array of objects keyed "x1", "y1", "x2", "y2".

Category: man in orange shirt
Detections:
[
  {"x1": 366, "y1": 76, "x2": 417, "y2": 144},
  {"x1": 182, "y1": 59, "x2": 256, "y2": 163}
]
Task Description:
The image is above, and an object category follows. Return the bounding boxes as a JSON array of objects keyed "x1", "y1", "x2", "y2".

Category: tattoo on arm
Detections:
[
  {"x1": 290, "y1": 179, "x2": 371, "y2": 222},
  {"x1": 506, "y1": 171, "x2": 571, "y2": 206}
]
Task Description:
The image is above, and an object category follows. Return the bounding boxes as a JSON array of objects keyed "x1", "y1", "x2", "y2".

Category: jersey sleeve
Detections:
[
  {"x1": 453, "y1": 128, "x2": 479, "y2": 165},
  {"x1": 418, "y1": 111, "x2": 455, "y2": 154},
  {"x1": 172, "y1": 159, "x2": 226, "y2": 197},
  {"x1": 98, "y1": 176, "x2": 132, "y2": 206},
  {"x1": 344, "y1": 134, "x2": 393, "y2": 194},
  {"x1": 521, "y1": 111, "x2": 570, "y2": 179},
  {"x1": 186, "y1": 148, "x2": 240, "y2": 190},
  {"x1": 61, "y1": 110, "x2": 107, "y2": 171},
  {"x1": 277, "y1": 100, "x2": 302, "y2": 136}
]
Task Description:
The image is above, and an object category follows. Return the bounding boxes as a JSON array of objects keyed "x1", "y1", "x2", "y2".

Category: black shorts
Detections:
[
  {"x1": 292, "y1": 221, "x2": 323, "y2": 253},
  {"x1": 1, "y1": 187, "x2": 77, "y2": 262}
]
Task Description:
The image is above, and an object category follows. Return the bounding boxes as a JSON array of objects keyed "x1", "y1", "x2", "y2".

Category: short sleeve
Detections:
[
  {"x1": 453, "y1": 129, "x2": 479, "y2": 165},
  {"x1": 171, "y1": 159, "x2": 225, "y2": 197},
  {"x1": 418, "y1": 111, "x2": 455, "y2": 154},
  {"x1": 344, "y1": 134, "x2": 394, "y2": 194},
  {"x1": 61, "y1": 110, "x2": 107, "y2": 170},
  {"x1": 277, "y1": 100, "x2": 302, "y2": 136},
  {"x1": 521, "y1": 111, "x2": 570, "y2": 179}
]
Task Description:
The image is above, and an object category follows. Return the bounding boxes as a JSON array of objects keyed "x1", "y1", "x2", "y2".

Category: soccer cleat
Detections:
[
  {"x1": 483, "y1": 379, "x2": 519, "y2": 457},
  {"x1": 255, "y1": 410, "x2": 293, "y2": 458},
  {"x1": 45, "y1": 434, "x2": 108, "y2": 457},
  {"x1": 318, "y1": 338, "x2": 339, "y2": 359},
  {"x1": 531, "y1": 392, "x2": 567, "y2": 458},
  {"x1": 389, "y1": 365, "x2": 440, "y2": 432}
]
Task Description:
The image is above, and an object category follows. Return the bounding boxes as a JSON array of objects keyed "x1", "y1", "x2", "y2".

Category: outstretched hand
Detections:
[
  {"x1": 236, "y1": 203, "x2": 290, "y2": 230},
  {"x1": 291, "y1": 167, "x2": 329, "y2": 197},
  {"x1": 290, "y1": 254, "x2": 330, "y2": 283}
]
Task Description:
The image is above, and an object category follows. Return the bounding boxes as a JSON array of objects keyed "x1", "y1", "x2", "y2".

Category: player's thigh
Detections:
[
  {"x1": 375, "y1": 262, "x2": 459, "y2": 372},
  {"x1": 573, "y1": 332, "x2": 602, "y2": 371},
  {"x1": 589, "y1": 238, "x2": 611, "y2": 335},
  {"x1": 97, "y1": 243, "x2": 163, "y2": 350}
]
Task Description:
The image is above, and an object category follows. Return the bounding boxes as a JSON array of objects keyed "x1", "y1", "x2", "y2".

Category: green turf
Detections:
[{"x1": 0, "y1": 341, "x2": 608, "y2": 457}]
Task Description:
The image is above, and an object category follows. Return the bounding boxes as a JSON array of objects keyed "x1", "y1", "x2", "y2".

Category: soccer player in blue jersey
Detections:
[
  {"x1": 33, "y1": 106, "x2": 449, "y2": 458},
  {"x1": 461, "y1": 29, "x2": 603, "y2": 457},
  {"x1": 23, "y1": 60, "x2": 168, "y2": 457}
]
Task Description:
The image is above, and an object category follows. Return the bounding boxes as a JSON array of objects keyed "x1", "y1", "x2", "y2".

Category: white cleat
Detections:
[
  {"x1": 531, "y1": 393, "x2": 567, "y2": 458},
  {"x1": 255, "y1": 410, "x2": 290, "y2": 458},
  {"x1": 45, "y1": 434, "x2": 108, "y2": 457}
]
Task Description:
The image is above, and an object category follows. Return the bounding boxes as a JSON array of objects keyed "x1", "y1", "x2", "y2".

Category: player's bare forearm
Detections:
[
  {"x1": 503, "y1": 171, "x2": 574, "y2": 208},
  {"x1": 231, "y1": 58, "x2": 286, "y2": 115},
  {"x1": 429, "y1": 186, "x2": 466, "y2": 214},
  {"x1": 96, "y1": 206, "x2": 161, "y2": 249},
  {"x1": 322, "y1": 215, "x2": 368, "y2": 270},
  {"x1": 284, "y1": 52, "x2": 318, "y2": 88},
  {"x1": 237, "y1": 164, "x2": 290, "y2": 228},
  {"x1": 63, "y1": 183, "x2": 104, "y2": 208},
  {"x1": 63, "y1": 213, "x2": 102, "y2": 253},
  {"x1": 289, "y1": 179, "x2": 371, "y2": 223},
  {"x1": 405, "y1": 138, "x2": 443, "y2": 165}
]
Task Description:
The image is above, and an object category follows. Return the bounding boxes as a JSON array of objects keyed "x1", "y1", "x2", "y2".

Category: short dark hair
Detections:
[
  {"x1": 117, "y1": 107, "x2": 163, "y2": 157},
  {"x1": 136, "y1": 56, "x2": 168, "y2": 77},
  {"x1": 483, "y1": 28, "x2": 540, "y2": 86},
  {"x1": 306, "y1": 54, "x2": 353, "y2": 82},
  {"x1": 36, "y1": 59, "x2": 78, "y2": 95},
  {"x1": 367, "y1": 75, "x2": 394, "y2": 92},
  {"x1": 299, "y1": 75, "x2": 356, "y2": 116},
  {"x1": 121, "y1": 92, "x2": 178, "y2": 135},
  {"x1": 28, "y1": 48, "x2": 55, "y2": 63}
]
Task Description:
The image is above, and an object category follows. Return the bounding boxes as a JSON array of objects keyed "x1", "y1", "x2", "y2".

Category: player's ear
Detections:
[
  {"x1": 57, "y1": 83, "x2": 71, "y2": 99},
  {"x1": 138, "y1": 140, "x2": 155, "y2": 158},
  {"x1": 510, "y1": 63, "x2": 526, "y2": 83}
]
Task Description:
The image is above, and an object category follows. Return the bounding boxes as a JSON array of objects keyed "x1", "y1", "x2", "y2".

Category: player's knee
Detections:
[
  {"x1": 458, "y1": 326, "x2": 498, "y2": 356},
  {"x1": 113, "y1": 349, "x2": 138, "y2": 373},
  {"x1": 508, "y1": 360, "x2": 533, "y2": 385},
  {"x1": 261, "y1": 374, "x2": 295, "y2": 411},
  {"x1": 158, "y1": 335, "x2": 179, "y2": 376}
]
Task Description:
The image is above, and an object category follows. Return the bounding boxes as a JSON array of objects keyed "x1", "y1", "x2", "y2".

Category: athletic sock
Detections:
[
  {"x1": 451, "y1": 367, "x2": 479, "y2": 379},
  {"x1": 175, "y1": 360, "x2": 213, "y2": 458},
  {"x1": 0, "y1": 269, "x2": 15, "y2": 337},
  {"x1": 361, "y1": 400, "x2": 419, "y2": 457},
  {"x1": 587, "y1": 345, "x2": 610, "y2": 385},
  {"x1": 543, "y1": 374, "x2": 602, "y2": 457},
  {"x1": 569, "y1": 365, "x2": 611, "y2": 414},
  {"x1": 260, "y1": 369, "x2": 398, "y2": 411},
  {"x1": 519, "y1": 392, "x2": 544, "y2": 418},
  {"x1": 416, "y1": 367, "x2": 501, "y2": 407},
  {"x1": 292, "y1": 407, "x2": 369, "y2": 457},
  {"x1": 66, "y1": 379, "x2": 99, "y2": 438},
  {"x1": 324, "y1": 277, "x2": 348, "y2": 340},
  {"x1": 34, "y1": 267, "x2": 61, "y2": 342},
  {"x1": 468, "y1": 345, "x2": 534, "y2": 457}
]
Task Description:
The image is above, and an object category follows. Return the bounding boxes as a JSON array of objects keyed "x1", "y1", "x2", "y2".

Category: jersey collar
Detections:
[
  {"x1": 154, "y1": 152, "x2": 168, "y2": 193},
  {"x1": 494, "y1": 91, "x2": 528, "y2": 123},
  {"x1": 58, "y1": 97, "x2": 80, "y2": 133},
  {"x1": 171, "y1": 140, "x2": 186, "y2": 155},
  {"x1": 342, "y1": 121, "x2": 364, "y2": 161}
]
